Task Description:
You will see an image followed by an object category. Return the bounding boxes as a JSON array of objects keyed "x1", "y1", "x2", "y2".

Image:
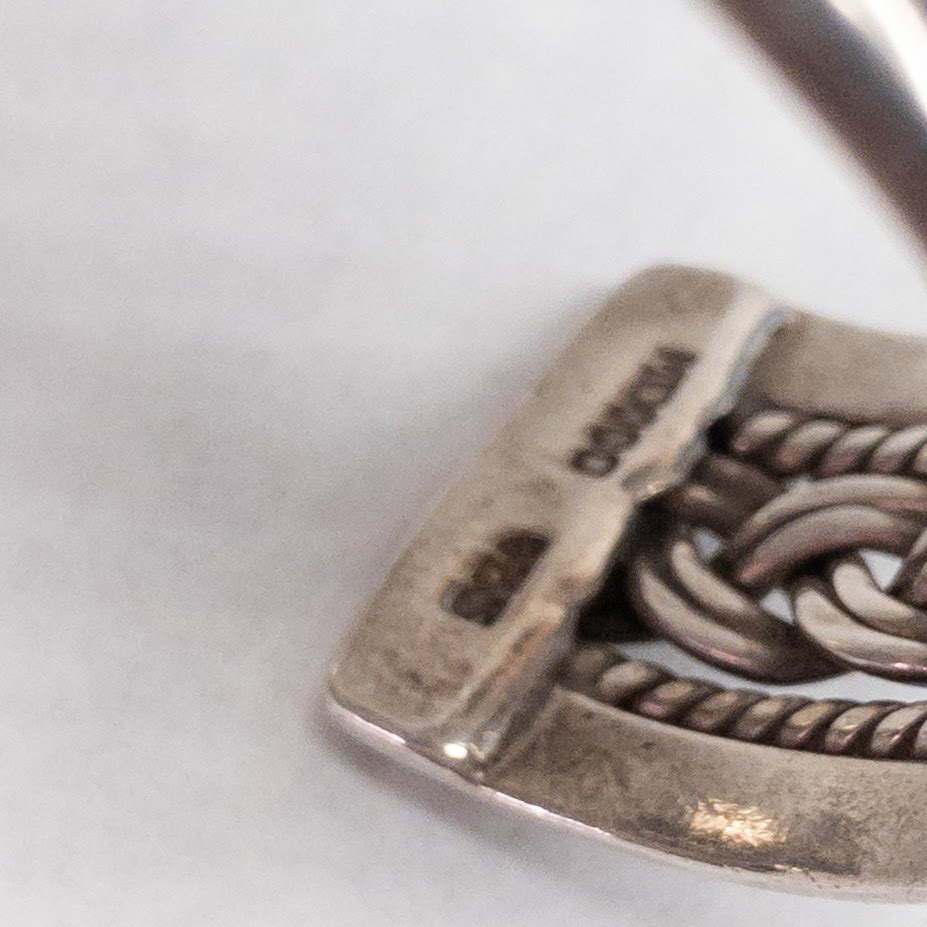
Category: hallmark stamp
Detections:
[
  {"x1": 570, "y1": 345, "x2": 696, "y2": 476},
  {"x1": 443, "y1": 531, "x2": 550, "y2": 626}
]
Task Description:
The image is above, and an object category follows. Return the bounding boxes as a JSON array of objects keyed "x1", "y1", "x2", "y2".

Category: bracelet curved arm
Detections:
[{"x1": 716, "y1": 0, "x2": 927, "y2": 254}]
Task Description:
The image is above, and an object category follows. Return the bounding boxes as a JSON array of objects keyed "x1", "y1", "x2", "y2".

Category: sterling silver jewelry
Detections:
[{"x1": 328, "y1": 0, "x2": 927, "y2": 899}]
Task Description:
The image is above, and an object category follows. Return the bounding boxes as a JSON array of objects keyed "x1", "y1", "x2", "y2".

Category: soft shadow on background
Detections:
[{"x1": 3, "y1": 0, "x2": 927, "y2": 923}]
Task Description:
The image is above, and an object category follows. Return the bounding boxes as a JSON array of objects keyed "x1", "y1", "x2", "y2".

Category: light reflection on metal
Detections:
[
  {"x1": 442, "y1": 741, "x2": 469, "y2": 761},
  {"x1": 689, "y1": 800, "x2": 787, "y2": 849}
]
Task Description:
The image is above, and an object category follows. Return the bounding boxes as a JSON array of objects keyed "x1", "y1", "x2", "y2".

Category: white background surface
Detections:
[{"x1": 3, "y1": 0, "x2": 927, "y2": 923}]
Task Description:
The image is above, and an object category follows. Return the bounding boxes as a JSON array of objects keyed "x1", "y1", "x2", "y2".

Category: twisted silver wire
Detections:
[
  {"x1": 562, "y1": 645, "x2": 927, "y2": 761},
  {"x1": 729, "y1": 408, "x2": 927, "y2": 478}
]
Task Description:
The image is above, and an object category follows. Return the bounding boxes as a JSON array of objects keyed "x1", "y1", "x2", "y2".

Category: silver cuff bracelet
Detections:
[{"x1": 328, "y1": 0, "x2": 927, "y2": 900}]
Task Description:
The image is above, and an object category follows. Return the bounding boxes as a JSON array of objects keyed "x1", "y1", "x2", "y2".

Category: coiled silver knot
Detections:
[{"x1": 626, "y1": 409, "x2": 927, "y2": 684}]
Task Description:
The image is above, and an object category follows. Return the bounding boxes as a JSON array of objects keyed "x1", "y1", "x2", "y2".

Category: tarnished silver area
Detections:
[
  {"x1": 328, "y1": 0, "x2": 927, "y2": 903},
  {"x1": 481, "y1": 688, "x2": 927, "y2": 892}
]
